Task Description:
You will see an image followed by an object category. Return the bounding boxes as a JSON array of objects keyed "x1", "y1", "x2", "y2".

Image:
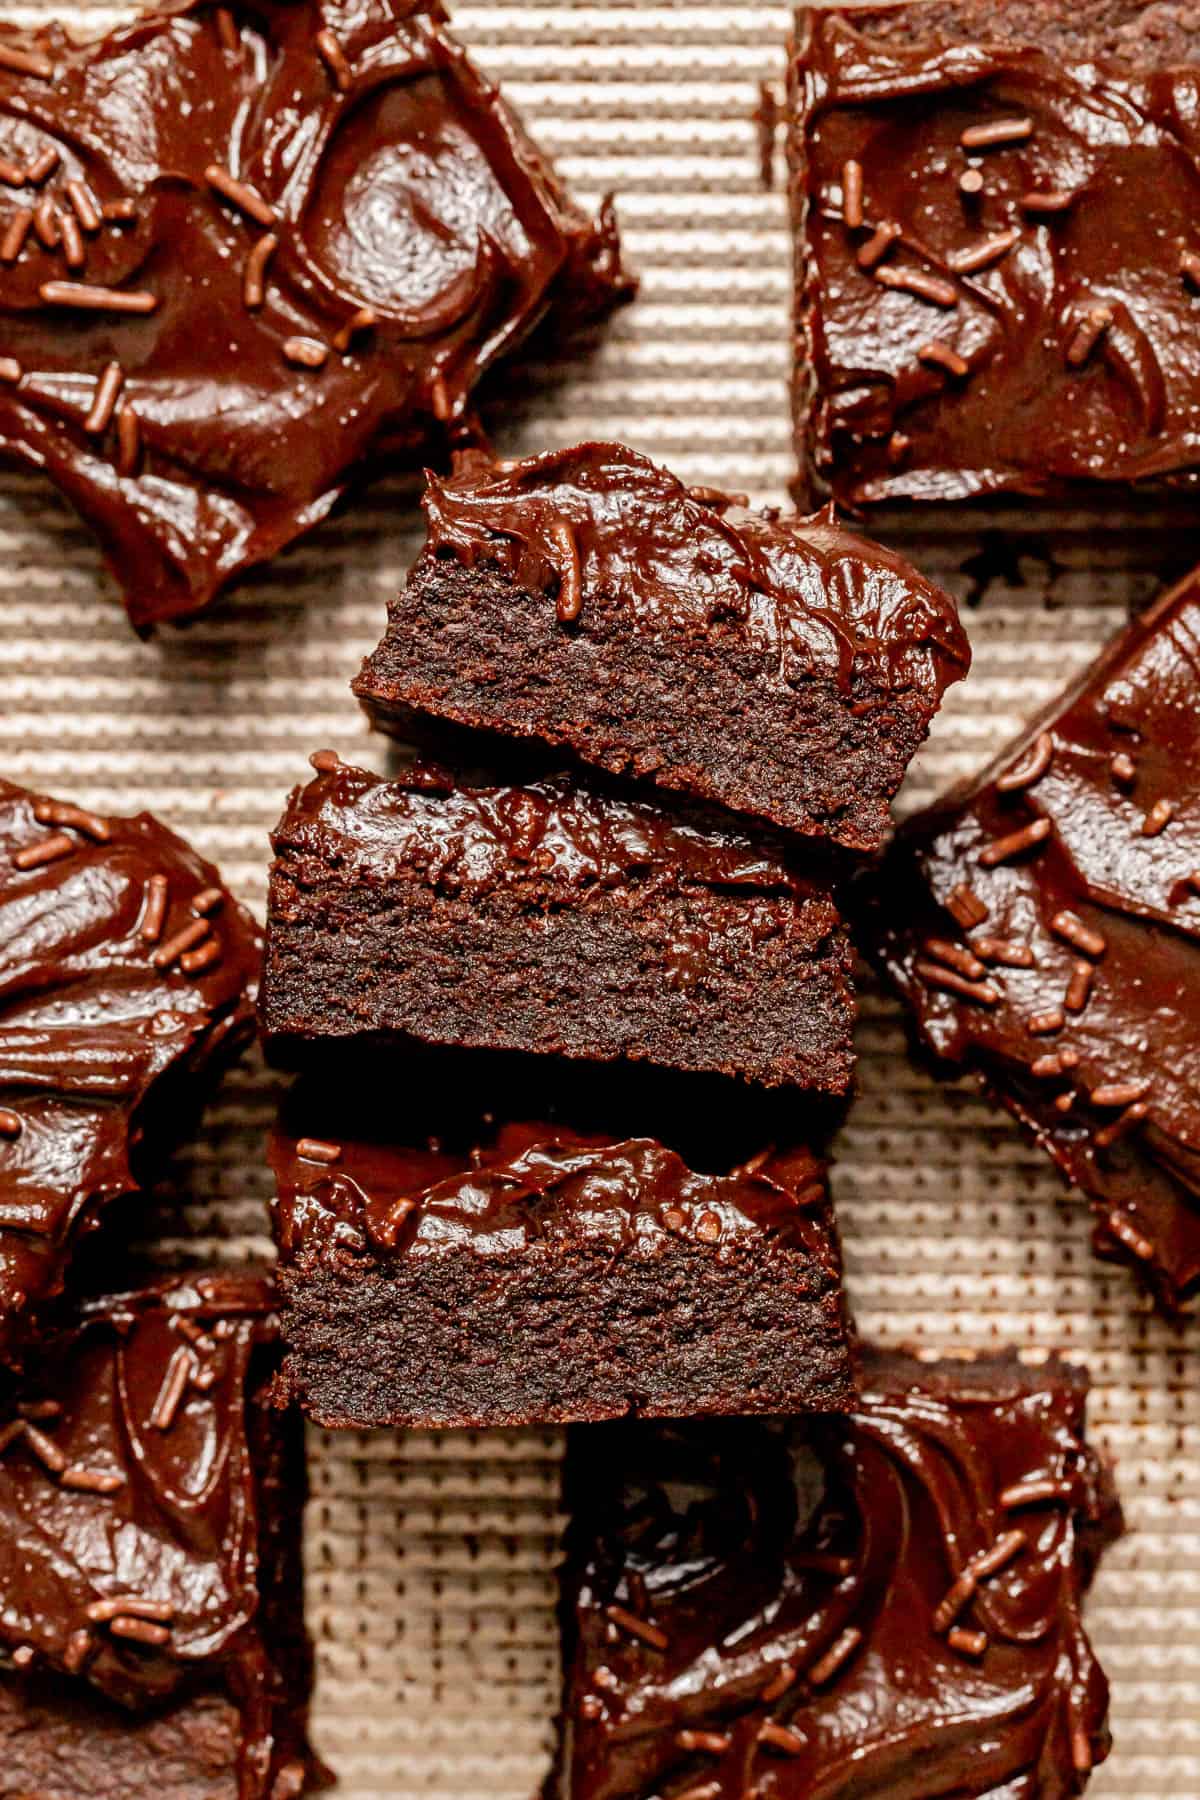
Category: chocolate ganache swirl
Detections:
[
  {"x1": 0, "y1": 0, "x2": 631, "y2": 629},
  {"x1": 793, "y1": 5, "x2": 1200, "y2": 505},
  {"x1": 0, "y1": 778, "x2": 260, "y2": 1354},
  {"x1": 0, "y1": 1269, "x2": 308, "y2": 1800},
  {"x1": 557, "y1": 1349, "x2": 1120, "y2": 1800}
]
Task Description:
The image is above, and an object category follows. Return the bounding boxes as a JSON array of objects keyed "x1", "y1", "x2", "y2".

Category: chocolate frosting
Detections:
[
  {"x1": 272, "y1": 754, "x2": 837, "y2": 903},
  {"x1": 793, "y1": 6, "x2": 1200, "y2": 504},
  {"x1": 0, "y1": 1269, "x2": 310, "y2": 1799},
  {"x1": 865, "y1": 566, "x2": 1200, "y2": 1312},
  {"x1": 556, "y1": 1348, "x2": 1121, "y2": 1800},
  {"x1": 0, "y1": 0, "x2": 630, "y2": 630},
  {"x1": 417, "y1": 441, "x2": 969, "y2": 693},
  {"x1": 0, "y1": 777, "x2": 260, "y2": 1353},
  {"x1": 271, "y1": 1076, "x2": 839, "y2": 1265}
]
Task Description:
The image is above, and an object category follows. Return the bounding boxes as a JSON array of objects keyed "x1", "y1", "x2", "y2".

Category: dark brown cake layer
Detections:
[
  {"x1": 259, "y1": 756, "x2": 856, "y2": 1091},
  {"x1": 789, "y1": 0, "x2": 1200, "y2": 507},
  {"x1": 0, "y1": 0, "x2": 631, "y2": 631},
  {"x1": 353, "y1": 442, "x2": 969, "y2": 851},
  {"x1": 552, "y1": 1347, "x2": 1121, "y2": 1800},
  {"x1": 0, "y1": 1269, "x2": 321, "y2": 1799},
  {"x1": 865, "y1": 564, "x2": 1200, "y2": 1314},
  {"x1": 269, "y1": 1056, "x2": 857, "y2": 1428},
  {"x1": 0, "y1": 777, "x2": 260, "y2": 1358}
]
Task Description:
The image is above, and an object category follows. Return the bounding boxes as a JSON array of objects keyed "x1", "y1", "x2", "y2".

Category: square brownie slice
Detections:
[
  {"x1": 269, "y1": 1053, "x2": 857, "y2": 1428},
  {"x1": 789, "y1": 0, "x2": 1200, "y2": 508},
  {"x1": 0, "y1": 777, "x2": 260, "y2": 1358},
  {"x1": 0, "y1": 1268, "x2": 321, "y2": 1800},
  {"x1": 0, "y1": 0, "x2": 631, "y2": 630},
  {"x1": 552, "y1": 1346, "x2": 1121, "y2": 1800},
  {"x1": 353, "y1": 443, "x2": 969, "y2": 852},
  {"x1": 259, "y1": 755, "x2": 855, "y2": 1092},
  {"x1": 864, "y1": 564, "x2": 1200, "y2": 1313}
]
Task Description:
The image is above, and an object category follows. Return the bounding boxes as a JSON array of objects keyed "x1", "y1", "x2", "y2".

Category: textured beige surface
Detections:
[{"x1": 1, "y1": 1, "x2": 1198, "y2": 1795}]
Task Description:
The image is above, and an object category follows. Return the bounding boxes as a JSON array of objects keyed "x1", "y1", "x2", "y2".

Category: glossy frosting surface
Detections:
[
  {"x1": 867, "y1": 567, "x2": 1200, "y2": 1311},
  {"x1": 0, "y1": 0, "x2": 629, "y2": 629},
  {"x1": 272, "y1": 1078, "x2": 838, "y2": 1265},
  {"x1": 420, "y1": 441, "x2": 969, "y2": 691},
  {"x1": 558, "y1": 1349, "x2": 1120, "y2": 1800},
  {"x1": 794, "y1": 7, "x2": 1200, "y2": 503},
  {"x1": 273, "y1": 755, "x2": 831, "y2": 900},
  {"x1": 0, "y1": 777, "x2": 260, "y2": 1350},
  {"x1": 0, "y1": 1269, "x2": 305, "y2": 1799}
]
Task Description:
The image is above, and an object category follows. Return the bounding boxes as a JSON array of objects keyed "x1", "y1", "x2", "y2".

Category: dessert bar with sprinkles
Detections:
[
  {"x1": 268, "y1": 1053, "x2": 856, "y2": 1428},
  {"x1": 551, "y1": 1348, "x2": 1120, "y2": 1799},
  {"x1": 788, "y1": 0, "x2": 1200, "y2": 507},
  {"x1": 354, "y1": 441, "x2": 970, "y2": 851},
  {"x1": 0, "y1": 775, "x2": 260, "y2": 1357},
  {"x1": 259, "y1": 754, "x2": 857, "y2": 1092},
  {"x1": 0, "y1": 0, "x2": 630, "y2": 630},
  {"x1": 0, "y1": 1268, "x2": 321, "y2": 1800},
  {"x1": 864, "y1": 562, "x2": 1200, "y2": 1314}
]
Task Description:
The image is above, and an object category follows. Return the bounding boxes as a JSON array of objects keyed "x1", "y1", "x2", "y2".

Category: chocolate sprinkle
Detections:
[
  {"x1": 918, "y1": 340, "x2": 969, "y2": 377},
  {"x1": 315, "y1": 27, "x2": 353, "y2": 92},
  {"x1": 242, "y1": 231, "x2": 278, "y2": 310},
  {"x1": 109, "y1": 1615, "x2": 172, "y2": 1647},
  {"x1": 1091, "y1": 1079, "x2": 1151, "y2": 1109},
  {"x1": 947, "y1": 883, "x2": 988, "y2": 929},
  {"x1": 877, "y1": 265, "x2": 958, "y2": 308},
  {"x1": 958, "y1": 167, "x2": 985, "y2": 197},
  {"x1": 0, "y1": 43, "x2": 54, "y2": 81},
  {"x1": 1064, "y1": 962, "x2": 1094, "y2": 1013},
  {"x1": 61, "y1": 1465, "x2": 123, "y2": 1494},
  {"x1": 972, "y1": 937, "x2": 1034, "y2": 968},
  {"x1": 297, "y1": 1137, "x2": 341, "y2": 1165},
  {"x1": 139, "y1": 872, "x2": 170, "y2": 943},
  {"x1": 0, "y1": 357, "x2": 21, "y2": 385},
  {"x1": 924, "y1": 937, "x2": 986, "y2": 981},
  {"x1": 32, "y1": 196, "x2": 59, "y2": 250},
  {"x1": 149, "y1": 1346, "x2": 193, "y2": 1431},
  {"x1": 0, "y1": 205, "x2": 30, "y2": 262},
  {"x1": 40, "y1": 281, "x2": 158, "y2": 315},
  {"x1": 24, "y1": 147, "x2": 58, "y2": 186},
  {"x1": 914, "y1": 958, "x2": 1000, "y2": 1007},
  {"x1": 0, "y1": 1109, "x2": 21, "y2": 1139},
  {"x1": 551, "y1": 519, "x2": 582, "y2": 623},
  {"x1": 84, "y1": 362, "x2": 124, "y2": 437},
  {"x1": 1021, "y1": 189, "x2": 1076, "y2": 216},
  {"x1": 978, "y1": 817, "x2": 1051, "y2": 866},
  {"x1": 948, "y1": 227, "x2": 1020, "y2": 275},
  {"x1": 841, "y1": 158, "x2": 863, "y2": 230},
  {"x1": 1180, "y1": 248, "x2": 1200, "y2": 290},
  {"x1": 282, "y1": 335, "x2": 329, "y2": 369},
  {"x1": 809, "y1": 1626, "x2": 862, "y2": 1686},
  {"x1": 1050, "y1": 911, "x2": 1106, "y2": 960},
  {"x1": 116, "y1": 404, "x2": 141, "y2": 477},
  {"x1": 333, "y1": 306, "x2": 378, "y2": 353},
  {"x1": 205, "y1": 163, "x2": 276, "y2": 228},
  {"x1": 1000, "y1": 1478, "x2": 1070, "y2": 1509},
  {"x1": 605, "y1": 1603, "x2": 668, "y2": 1651},
  {"x1": 855, "y1": 221, "x2": 900, "y2": 269},
  {"x1": 1110, "y1": 751, "x2": 1136, "y2": 785},
  {"x1": 675, "y1": 1730, "x2": 732, "y2": 1754},
  {"x1": 947, "y1": 1626, "x2": 988, "y2": 1657},
  {"x1": 1106, "y1": 1208, "x2": 1155, "y2": 1259},
  {"x1": 960, "y1": 116, "x2": 1033, "y2": 149},
  {"x1": 1141, "y1": 798, "x2": 1175, "y2": 836},
  {"x1": 59, "y1": 210, "x2": 85, "y2": 270},
  {"x1": 997, "y1": 732, "x2": 1053, "y2": 794},
  {"x1": 758, "y1": 1721, "x2": 805, "y2": 1755},
  {"x1": 151, "y1": 917, "x2": 208, "y2": 970},
  {"x1": 1066, "y1": 306, "x2": 1113, "y2": 368},
  {"x1": 64, "y1": 180, "x2": 101, "y2": 234},
  {"x1": 1027, "y1": 1009, "x2": 1065, "y2": 1036},
  {"x1": 14, "y1": 832, "x2": 74, "y2": 869}
]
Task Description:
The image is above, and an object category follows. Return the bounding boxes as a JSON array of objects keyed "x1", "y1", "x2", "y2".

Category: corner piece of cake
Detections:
[
  {"x1": 354, "y1": 442, "x2": 969, "y2": 851},
  {"x1": 788, "y1": 0, "x2": 1200, "y2": 508},
  {"x1": 259, "y1": 754, "x2": 856, "y2": 1092},
  {"x1": 551, "y1": 1346, "x2": 1121, "y2": 1799},
  {"x1": 269, "y1": 1054, "x2": 857, "y2": 1428},
  {"x1": 0, "y1": 777, "x2": 260, "y2": 1357},
  {"x1": 0, "y1": 1268, "x2": 323, "y2": 1800},
  {"x1": 864, "y1": 563, "x2": 1200, "y2": 1313}
]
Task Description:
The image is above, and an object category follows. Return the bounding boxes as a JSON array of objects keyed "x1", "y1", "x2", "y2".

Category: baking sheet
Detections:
[{"x1": 2, "y1": 1, "x2": 1198, "y2": 1793}]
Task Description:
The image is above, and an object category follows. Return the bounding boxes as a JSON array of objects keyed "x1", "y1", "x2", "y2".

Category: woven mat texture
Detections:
[{"x1": 1, "y1": 2, "x2": 1197, "y2": 1794}]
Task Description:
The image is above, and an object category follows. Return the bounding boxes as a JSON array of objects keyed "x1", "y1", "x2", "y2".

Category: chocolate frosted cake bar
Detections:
[
  {"x1": 789, "y1": 0, "x2": 1200, "y2": 507},
  {"x1": 0, "y1": 1268, "x2": 322, "y2": 1799},
  {"x1": 269, "y1": 1055, "x2": 857, "y2": 1428},
  {"x1": 0, "y1": 0, "x2": 631, "y2": 630},
  {"x1": 0, "y1": 777, "x2": 260, "y2": 1356},
  {"x1": 552, "y1": 1347, "x2": 1120, "y2": 1799},
  {"x1": 260, "y1": 755, "x2": 855, "y2": 1092},
  {"x1": 866, "y1": 564, "x2": 1200, "y2": 1312},
  {"x1": 354, "y1": 442, "x2": 969, "y2": 851}
]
